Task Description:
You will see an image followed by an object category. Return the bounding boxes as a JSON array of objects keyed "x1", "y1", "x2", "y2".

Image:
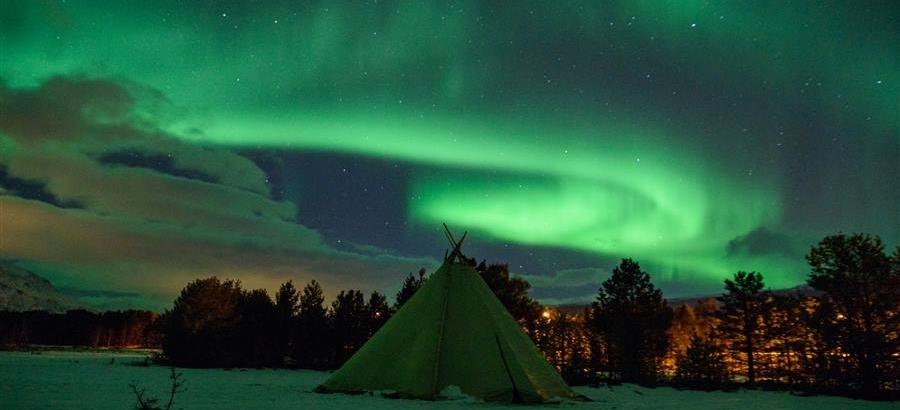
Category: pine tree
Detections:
[
  {"x1": 717, "y1": 271, "x2": 772, "y2": 386},
  {"x1": 236, "y1": 288, "x2": 278, "y2": 367},
  {"x1": 161, "y1": 277, "x2": 243, "y2": 367},
  {"x1": 294, "y1": 280, "x2": 330, "y2": 369},
  {"x1": 330, "y1": 289, "x2": 368, "y2": 366},
  {"x1": 366, "y1": 291, "x2": 392, "y2": 336},
  {"x1": 274, "y1": 280, "x2": 299, "y2": 360},
  {"x1": 806, "y1": 233, "x2": 900, "y2": 396},
  {"x1": 765, "y1": 293, "x2": 812, "y2": 388},
  {"x1": 275, "y1": 280, "x2": 299, "y2": 318},
  {"x1": 591, "y1": 258, "x2": 673, "y2": 385}
]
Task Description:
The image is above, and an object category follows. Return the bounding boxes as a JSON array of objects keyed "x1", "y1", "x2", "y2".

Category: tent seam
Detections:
[{"x1": 430, "y1": 262, "x2": 452, "y2": 399}]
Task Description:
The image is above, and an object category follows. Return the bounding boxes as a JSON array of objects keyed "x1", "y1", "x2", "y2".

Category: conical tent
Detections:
[{"x1": 317, "y1": 233, "x2": 579, "y2": 403}]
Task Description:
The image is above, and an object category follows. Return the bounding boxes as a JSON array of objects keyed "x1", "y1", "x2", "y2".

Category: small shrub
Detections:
[{"x1": 129, "y1": 367, "x2": 185, "y2": 410}]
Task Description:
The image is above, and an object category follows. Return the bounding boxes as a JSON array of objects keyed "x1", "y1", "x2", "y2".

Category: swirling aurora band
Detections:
[{"x1": 189, "y1": 108, "x2": 784, "y2": 286}]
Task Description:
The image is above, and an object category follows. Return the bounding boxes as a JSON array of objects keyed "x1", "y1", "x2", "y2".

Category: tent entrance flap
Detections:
[{"x1": 495, "y1": 332, "x2": 524, "y2": 404}]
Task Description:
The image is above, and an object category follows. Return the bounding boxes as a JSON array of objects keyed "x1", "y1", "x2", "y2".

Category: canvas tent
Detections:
[{"x1": 317, "y1": 231, "x2": 580, "y2": 403}]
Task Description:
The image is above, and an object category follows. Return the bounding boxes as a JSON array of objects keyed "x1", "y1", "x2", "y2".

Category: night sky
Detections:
[{"x1": 1, "y1": 1, "x2": 897, "y2": 311}]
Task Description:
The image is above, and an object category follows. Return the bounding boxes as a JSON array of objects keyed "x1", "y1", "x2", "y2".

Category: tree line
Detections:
[
  {"x1": 1, "y1": 232, "x2": 896, "y2": 400},
  {"x1": 531, "y1": 232, "x2": 899, "y2": 400},
  {"x1": 0, "y1": 309, "x2": 159, "y2": 348},
  {"x1": 156, "y1": 261, "x2": 539, "y2": 370},
  {"x1": 153, "y1": 232, "x2": 897, "y2": 399}
]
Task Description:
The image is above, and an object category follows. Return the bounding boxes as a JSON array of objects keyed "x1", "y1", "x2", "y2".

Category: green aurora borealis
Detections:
[{"x1": 1, "y1": 1, "x2": 897, "y2": 309}]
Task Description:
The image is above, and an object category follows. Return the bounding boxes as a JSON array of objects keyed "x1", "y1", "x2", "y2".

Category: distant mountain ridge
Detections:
[{"x1": 0, "y1": 264, "x2": 88, "y2": 313}]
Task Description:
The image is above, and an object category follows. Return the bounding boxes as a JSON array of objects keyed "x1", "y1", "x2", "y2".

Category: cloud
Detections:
[
  {"x1": 0, "y1": 74, "x2": 151, "y2": 142},
  {"x1": 519, "y1": 267, "x2": 609, "y2": 290},
  {"x1": 96, "y1": 150, "x2": 220, "y2": 184},
  {"x1": 0, "y1": 164, "x2": 84, "y2": 208},
  {"x1": 517, "y1": 267, "x2": 610, "y2": 307},
  {"x1": 726, "y1": 228, "x2": 802, "y2": 258},
  {"x1": 0, "y1": 75, "x2": 433, "y2": 310}
]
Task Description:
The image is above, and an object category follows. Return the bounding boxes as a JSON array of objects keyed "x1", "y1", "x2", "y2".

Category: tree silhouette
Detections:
[
  {"x1": 275, "y1": 281, "x2": 299, "y2": 318},
  {"x1": 274, "y1": 280, "x2": 299, "y2": 361},
  {"x1": 0, "y1": 309, "x2": 158, "y2": 348},
  {"x1": 764, "y1": 293, "x2": 812, "y2": 388},
  {"x1": 666, "y1": 298, "x2": 720, "y2": 374},
  {"x1": 235, "y1": 288, "x2": 278, "y2": 367},
  {"x1": 591, "y1": 258, "x2": 672, "y2": 385},
  {"x1": 717, "y1": 271, "x2": 772, "y2": 386},
  {"x1": 476, "y1": 261, "x2": 542, "y2": 331},
  {"x1": 674, "y1": 335, "x2": 728, "y2": 390},
  {"x1": 534, "y1": 309, "x2": 595, "y2": 385},
  {"x1": 161, "y1": 277, "x2": 243, "y2": 367},
  {"x1": 330, "y1": 289, "x2": 368, "y2": 366},
  {"x1": 806, "y1": 233, "x2": 900, "y2": 396},
  {"x1": 366, "y1": 291, "x2": 392, "y2": 336},
  {"x1": 294, "y1": 280, "x2": 330, "y2": 369},
  {"x1": 668, "y1": 303, "x2": 698, "y2": 366},
  {"x1": 393, "y1": 268, "x2": 427, "y2": 310}
]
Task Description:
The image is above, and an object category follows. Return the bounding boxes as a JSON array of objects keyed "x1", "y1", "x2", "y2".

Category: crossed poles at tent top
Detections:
[{"x1": 443, "y1": 223, "x2": 476, "y2": 266}]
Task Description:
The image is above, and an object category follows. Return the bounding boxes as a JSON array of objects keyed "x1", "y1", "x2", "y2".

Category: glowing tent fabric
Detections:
[{"x1": 317, "y1": 257, "x2": 578, "y2": 403}]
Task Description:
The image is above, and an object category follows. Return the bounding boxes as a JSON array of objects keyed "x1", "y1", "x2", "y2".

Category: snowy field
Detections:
[{"x1": 1, "y1": 350, "x2": 896, "y2": 410}]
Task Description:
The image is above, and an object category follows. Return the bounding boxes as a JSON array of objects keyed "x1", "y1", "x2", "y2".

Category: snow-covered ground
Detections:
[{"x1": 1, "y1": 350, "x2": 896, "y2": 410}]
